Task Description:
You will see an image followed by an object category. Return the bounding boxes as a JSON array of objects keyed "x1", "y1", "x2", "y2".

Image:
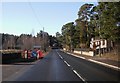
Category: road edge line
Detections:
[
  {"x1": 88, "y1": 59, "x2": 120, "y2": 71},
  {"x1": 61, "y1": 50, "x2": 120, "y2": 71}
]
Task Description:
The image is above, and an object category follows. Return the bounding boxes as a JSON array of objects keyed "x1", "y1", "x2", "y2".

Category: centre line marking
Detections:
[
  {"x1": 73, "y1": 70, "x2": 87, "y2": 83},
  {"x1": 64, "y1": 60, "x2": 70, "y2": 67},
  {"x1": 56, "y1": 51, "x2": 87, "y2": 83},
  {"x1": 57, "y1": 51, "x2": 63, "y2": 59}
]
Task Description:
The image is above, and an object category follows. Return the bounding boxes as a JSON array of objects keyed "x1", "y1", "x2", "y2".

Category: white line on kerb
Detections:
[
  {"x1": 88, "y1": 59, "x2": 120, "y2": 71},
  {"x1": 79, "y1": 56, "x2": 86, "y2": 59},
  {"x1": 74, "y1": 54, "x2": 86, "y2": 59},
  {"x1": 73, "y1": 70, "x2": 87, "y2": 83},
  {"x1": 67, "y1": 52, "x2": 86, "y2": 59},
  {"x1": 65, "y1": 51, "x2": 120, "y2": 71}
]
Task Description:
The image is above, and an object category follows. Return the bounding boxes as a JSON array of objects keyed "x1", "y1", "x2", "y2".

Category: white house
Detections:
[{"x1": 90, "y1": 38, "x2": 107, "y2": 50}]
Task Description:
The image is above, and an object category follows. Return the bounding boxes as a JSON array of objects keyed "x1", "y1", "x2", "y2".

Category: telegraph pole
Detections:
[
  {"x1": 43, "y1": 27, "x2": 46, "y2": 52},
  {"x1": 98, "y1": 9, "x2": 102, "y2": 57},
  {"x1": 31, "y1": 28, "x2": 35, "y2": 49}
]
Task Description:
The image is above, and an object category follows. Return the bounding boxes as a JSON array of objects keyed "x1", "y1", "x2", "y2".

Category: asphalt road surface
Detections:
[{"x1": 3, "y1": 49, "x2": 120, "y2": 82}]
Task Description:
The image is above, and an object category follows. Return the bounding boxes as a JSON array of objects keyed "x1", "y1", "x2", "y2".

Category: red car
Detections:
[{"x1": 37, "y1": 49, "x2": 44, "y2": 59}]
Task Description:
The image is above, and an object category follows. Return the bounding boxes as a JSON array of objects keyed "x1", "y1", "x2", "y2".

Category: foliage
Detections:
[
  {"x1": 61, "y1": 22, "x2": 75, "y2": 50},
  {"x1": 97, "y1": 2, "x2": 120, "y2": 42},
  {"x1": 57, "y1": 2, "x2": 120, "y2": 50},
  {"x1": 1, "y1": 31, "x2": 50, "y2": 50}
]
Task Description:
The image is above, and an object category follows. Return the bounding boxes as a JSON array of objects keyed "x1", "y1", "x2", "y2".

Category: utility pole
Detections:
[
  {"x1": 43, "y1": 27, "x2": 46, "y2": 52},
  {"x1": 98, "y1": 9, "x2": 102, "y2": 57},
  {"x1": 70, "y1": 27, "x2": 72, "y2": 52},
  {"x1": 31, "y1": 28, "x2": 35, "y2": 49}
]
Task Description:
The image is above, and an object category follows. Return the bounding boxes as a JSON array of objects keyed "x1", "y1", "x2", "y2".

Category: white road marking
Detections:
[
  {"x1": 73, "y1": 70, "x2": 87, "y2": 83},
  {"x1": 56, "y1": 51, "x2": 87, "y2": 83},
  {"x1": 73, "y1": 54, "x2": 86, "y2": 59},
  {"x1": 57, "y1": 52, "x2": 63, "y2": 59},
  {"x1": 88, "y1": 59, "x2": 120, "y2": 71},
  {"x1": 79, "y1": 56, "x2": 86, "y2": 59},
  {"x1": 62, "y1": 50, "x2": 120, "y2": 71},
  {"x1": 66, "y1": 52, "x2": 86, "y2": 59},
  {"x1": 60, "y1": 55, "x2": 63, "y2": 59},
  {"x1": 64, "y1": 60, "x2": 70, "y2": 67}
]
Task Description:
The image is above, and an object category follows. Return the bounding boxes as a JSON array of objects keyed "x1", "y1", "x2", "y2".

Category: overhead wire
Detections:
[{"x1": 27, "y1": 0, "x2": 43, "y2": 28}]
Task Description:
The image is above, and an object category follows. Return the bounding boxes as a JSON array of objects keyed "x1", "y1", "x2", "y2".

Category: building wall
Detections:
[{"x1": 90, "y1": 38, "x2": 107, "y2": 50}]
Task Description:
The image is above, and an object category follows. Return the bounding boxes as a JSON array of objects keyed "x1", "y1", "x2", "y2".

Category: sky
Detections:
[{"x1": 1, "y1": 1, "x2": 98, "y2": 36}]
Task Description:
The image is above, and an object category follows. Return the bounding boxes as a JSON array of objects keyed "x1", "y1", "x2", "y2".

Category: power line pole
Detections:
[
  {"x1": 98, "y1": 9, "x2": 102, "y2": 57},
  {"x1": 43, "y1": 27, "x2": 46, "y2": 52}
]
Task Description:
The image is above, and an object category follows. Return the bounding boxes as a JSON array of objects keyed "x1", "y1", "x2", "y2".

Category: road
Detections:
[{"x1": 3, "y1": 49, "x2": 119, "y2": 82}]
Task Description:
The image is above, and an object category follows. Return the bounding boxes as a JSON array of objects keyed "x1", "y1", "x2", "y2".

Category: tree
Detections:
[
  {"x1": 76, "y1": 3, "x2": 94, "y2": 47},
  {"x1": 55, "y1": 32, "x2": 63, "y2": 48},
  {"x1": 37, "y1": 30, "x2": 49, "y2": 51},
  {"x1": 89, "y1": 6, "x2": 99, "y2": 38},
  {"x1": 61, "y1": 22, "x2": 75, "y2": 51},
  {"x1": 97, "y1": 2, "x2": 120, "y2": 42}
]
